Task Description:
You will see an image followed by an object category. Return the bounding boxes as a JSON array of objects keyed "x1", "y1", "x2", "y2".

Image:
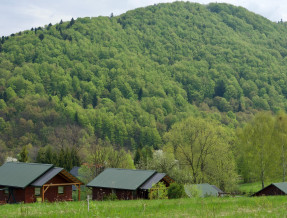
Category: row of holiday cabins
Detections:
[
  {"x1": 0, "y1": 162, "x2": 175, "y2": 204},
  {"x1": 0, "y1": 162, "x2": 287, "y2": 204}
]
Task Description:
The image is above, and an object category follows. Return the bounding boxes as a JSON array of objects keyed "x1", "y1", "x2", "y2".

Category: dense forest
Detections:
[{"x1": 1, "y1": 2, "x2": 287, "y2": 190}]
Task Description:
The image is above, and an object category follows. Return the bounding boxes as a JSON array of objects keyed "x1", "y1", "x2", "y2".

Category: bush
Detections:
[
  {"x1": 184, "y1": 184, "x2": 202, "y2": 198},
  {"x1": 149, "y1": 182, "x2": 168, "y2": 200},
  {"x1": 168, "y1": 183, "x2": 185, "y2": 199},
  {"x1": 103, "y1": 193, "x2": 118, "y2": 201}
]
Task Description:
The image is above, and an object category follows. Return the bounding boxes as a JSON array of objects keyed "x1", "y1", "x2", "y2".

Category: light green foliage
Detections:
[
  {"x1": 148, "y1": 182, "x2": 168, "y2": 200},
  {"x1": 236, "y1": 111, "x2": 287, "y2": 188},
  {"x1": 18, "y1": 145, "x2": 29, "y2": 162},
  {"x1": 165, "y1": 116, "x2": 237, "y2": 191},
  {"x1": 148, "y1": 149, "x2": 178, "y2": 174},
  {"x1": 78, "y1": 165, "x2": 99, "y2": 185},
  {"x1": 184, "y1": 184, "x2": 202, "y2": 198},
  {"x1": 274, "y1": 112, "x2": 287, "y2": 182}
]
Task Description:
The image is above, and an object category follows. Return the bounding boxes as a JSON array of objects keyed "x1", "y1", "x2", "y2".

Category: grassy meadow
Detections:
[{"x1": 1, "y1": 196, "x2": 287, "y2": 218}]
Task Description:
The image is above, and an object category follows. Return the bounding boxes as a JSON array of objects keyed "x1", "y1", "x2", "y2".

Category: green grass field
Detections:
[
  {"x1": 237, "y1": 179, "x2": 282, "y2": 195},
  {"x1": 1, "y1": 196, "x2": 287, "y2": 218}
]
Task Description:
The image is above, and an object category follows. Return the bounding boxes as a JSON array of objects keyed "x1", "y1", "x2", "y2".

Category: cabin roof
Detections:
[
  {"x1": 87, "y1": 168, "x2": 156, "y2": 190},
  {"x1": 70, "y1": 166, "x2": 80, "y2": 177},
  {"x1": 194, "y1": 183, "x2": 223, "y2": 197},
  {"x1": 0, "y1": 162, "x2": 53, "y2": 188},
  {"x1": 253, "y1": 182, "x2": 287, "y2": 196},
  {"x1": 140, "y1": 173, "x2": 166, "y2": 190},
  {"x1": 31, "y1": 167, "x2": 63, "y2": 187},
  {"x1": 272, "y1": 182, "x2": 287, "y2": 194},
  {"x1": 0, "y1": 162, "x2": 84, "y2": 189}
]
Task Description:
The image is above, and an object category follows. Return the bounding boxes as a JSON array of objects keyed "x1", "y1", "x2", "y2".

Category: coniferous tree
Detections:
[
  {"x1": 138, "y1": 88, "x2": 143, "y2": 101},
  {"x1": 39, "y1": 34, "x2": 44, "y2": 41},
  {"x1": 92, "y1": 93, "x2": 98, "y2": 108}
]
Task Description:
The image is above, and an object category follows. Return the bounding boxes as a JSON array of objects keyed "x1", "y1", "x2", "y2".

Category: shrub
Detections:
[
  {"x1": 168, "y1": 183, "x2": 185, "y2": 199},
  {"x1": 103, "y1": 193, "x2": 118, "y2": 201},
  {"x1": 149, "y1": 182, "x2": 168, "y2": 200},
  {"x1": 184, "y1": 184, "x2": 202, "y2": 198}
]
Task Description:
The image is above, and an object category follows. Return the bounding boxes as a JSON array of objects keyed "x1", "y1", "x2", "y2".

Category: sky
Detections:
[{"x1": 0, "y1": 0, "x2": 286, "y2": 37}]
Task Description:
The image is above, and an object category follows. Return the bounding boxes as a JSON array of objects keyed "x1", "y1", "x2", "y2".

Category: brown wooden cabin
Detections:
[
  {"x1": 252, "y1": 182, "x2": 287, "y2": 196},
  {"x1": 87, "y1": 168, "x2": 174, "y2": 200},
  {"x1": 0, "y1": 162, "x2": 83, "y2": 204}
]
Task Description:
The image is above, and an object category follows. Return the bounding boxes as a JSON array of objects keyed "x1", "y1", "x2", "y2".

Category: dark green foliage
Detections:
[
  {"x1": 167, "y1": 183, "x2": 185, "y2": 199},
  {"x1": 67, "y1": 18, "x2": 75, "y2": 28},
  {"x1": 38, "y1": 34, "x2": 44, "y2": 41},
  {"x1": 36, "y1": 146, "x2": 80, "y2": 171},
  {"x1": 92, "y1": 93, "x2": 98, "y2": 107},
  {"x1": 138, "y1": 88, "x2": 143, "y2": 101},
  {"x1": 134, "y1": 146, "x2": 153, "y2": 168},
  {"x1": 103, "y1": 193, "x2": 118, "y2": 201},
  {"x1": 47, "y1": 23, "x2": 52, "y2": 30},
  {"x1": 134, "y1": 149, "x2": 142, "y2": 165}
]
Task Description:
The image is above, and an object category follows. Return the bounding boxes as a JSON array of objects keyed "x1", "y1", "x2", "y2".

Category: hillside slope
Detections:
[{"x1": 0, "y1": 2, "x2": 287, "y2": 160}]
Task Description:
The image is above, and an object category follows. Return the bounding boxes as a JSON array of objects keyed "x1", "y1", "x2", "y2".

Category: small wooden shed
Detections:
[
  {"x1": 87, "y1": 168, "x2": 174, "y2": 200},
  {"x1": 252, "y1": 182, "x2": 287, "y2": 196},
  {"x1": 0, "y1": 162, "x2": 83, "y2": 204}
]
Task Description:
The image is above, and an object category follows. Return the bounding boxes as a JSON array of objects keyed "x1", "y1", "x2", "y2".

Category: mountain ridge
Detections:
[{"x1": 0, "y1": 2, "x2": 287, "y2": 162}]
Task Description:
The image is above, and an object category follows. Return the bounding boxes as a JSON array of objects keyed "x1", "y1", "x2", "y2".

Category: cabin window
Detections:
[
  {"x1": 58, "y1": 186, "x2": 64, "y2": 194},
  {"x1": 35, "y1": 187, "x2": 41, "y2": 196}
]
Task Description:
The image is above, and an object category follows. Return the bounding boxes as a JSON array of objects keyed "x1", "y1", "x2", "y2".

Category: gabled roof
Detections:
[
  {"x1": 0, "y1": 162, "x2": 53, "y2": 188},
  {"x1": 211, "y1": 185, "x2": 224, "y2": 193},
  {"x1": 194, "y1": 183, "x2": 223, "y2": 197},
  {"x1": 31, "y1": 167, "x2": 63, "y2": 187},
  {"x1": 253, "y1": 182, "x2": 287, "y2": 196},
  {"x1": 140, "y1": 173, "x2": 166, "y2": 190},
  {"x1": 60, "y1": 169, "x2": 84, "y2": 185},
  {"x1": 70, "y1": 166, "x2": 80, "y2": 177},
  {"x1": 87, "y1": 168, "x2": 156, "y2": 190},
  {"x1": 272, "y1": 182, "x2": 287, "y2": 194}
]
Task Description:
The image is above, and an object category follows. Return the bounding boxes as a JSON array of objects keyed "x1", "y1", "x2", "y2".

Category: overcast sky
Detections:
[{"x1": 1, "y1": 0, "x2": 286, "y2": 37}]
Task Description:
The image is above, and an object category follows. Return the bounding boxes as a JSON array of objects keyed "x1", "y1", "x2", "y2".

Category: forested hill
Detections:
[{"x1": 1, "y1": 2, "x2": 287, "y2": 161}]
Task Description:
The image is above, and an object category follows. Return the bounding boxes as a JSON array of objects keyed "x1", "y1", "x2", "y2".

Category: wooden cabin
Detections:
[
  {"x1": 252, "y1": 182, "x2": 287, "y2": 196},
  {"x1": 87, "y1": 168, "x2": 174, "y2": 200},
  {"x1": 0, "y1": 162, "x2": 83, "y2": 204}
]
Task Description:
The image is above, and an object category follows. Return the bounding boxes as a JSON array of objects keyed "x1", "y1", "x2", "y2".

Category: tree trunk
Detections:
[
  {"x1": 260, "y1": 151, "x2": 265, "y2": 189},
  {"x1": 261, "y1": 177, "x2": 264, "y2": 189}
]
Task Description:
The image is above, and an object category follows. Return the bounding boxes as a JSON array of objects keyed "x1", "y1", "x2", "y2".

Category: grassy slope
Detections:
[
  {"x1": 1, "y1": 197, "x2": 287, "y2": 217},
  {"x1": 238, "y1": 178, "x2": 283, "y2": 194}
]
